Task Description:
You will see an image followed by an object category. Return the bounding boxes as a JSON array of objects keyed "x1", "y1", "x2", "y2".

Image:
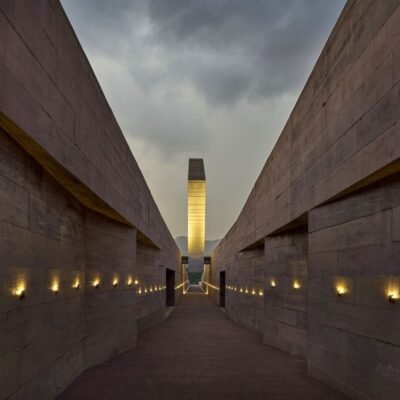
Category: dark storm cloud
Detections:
[
  {"x1": 146, "y1": 0, "x2": 344, "y2": 103},
  {"x1": 64, "y1": 0, "x2": 345, "y2": 105}
]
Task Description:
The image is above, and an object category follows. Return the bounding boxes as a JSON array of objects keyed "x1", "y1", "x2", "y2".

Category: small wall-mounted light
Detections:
[
  {"x1": 127, "y1": 277, "x2": 133, "y2": 287},
  {"x1": 245, "y1": 288, "x2": 249, "y2": 294},
  {"x1": 293, "y1": 281, "x2": 301, "y2": 290},
  {"x1": 388, "y1": 290, "x2": 399, "y2": 304},
  {"x1": 93, "y1": 279, "x2": 100, "y2": 289},
  {"x1": 258, "y1": 290, "x2": 264, "y2": 297},
  {"x1": 51, "y1": 281, "x2": 59, "y2": 294},
  {"x1": 113, "y1": 278, "x2": 118, "y2": 288},
  {"x1": 251, "y1": 289, "x2": 256, "y2": 295},
  {"x1": 270, "y1": 280, "x2": 276, "y2": 288},
  {"x1": 138, "y1": 288, "x2": 142, "y2": 294},
  {"x1": 13, "y1": 284, "x2": 26, "y2": 300},
  {"x1": 240, "y1": 288, "x2": 243, "y2": 293},
  {"x1": 336, "y1": 285, "x2": 347, "y2": 297},
  {"x1": 134, "y1": 279, "x2": 139, "y2": 285},
  {"x1": 73, "y1": 279, "x2": 80, "y2": 291},
  {"x1": 144, "y1": 288, "x2": 148, "y2": 294}
]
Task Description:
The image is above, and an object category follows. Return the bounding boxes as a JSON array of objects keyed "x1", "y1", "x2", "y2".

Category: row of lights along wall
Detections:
[
  {"x1": 223, "y1": 279, "x2": 399, "y2": 303},
  {"x1": 10, "y1": 277, "x2": 170, "y2": 300}
]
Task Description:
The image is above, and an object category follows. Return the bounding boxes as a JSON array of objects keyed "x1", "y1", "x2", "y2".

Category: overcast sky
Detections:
[{"x1": 61, "y1": 0, "x2": 345, "y2": 240}]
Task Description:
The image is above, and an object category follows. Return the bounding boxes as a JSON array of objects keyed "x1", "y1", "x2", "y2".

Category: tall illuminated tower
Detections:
[{"x1": 187, "y1": 159, "x2": 206, "y2": 273}]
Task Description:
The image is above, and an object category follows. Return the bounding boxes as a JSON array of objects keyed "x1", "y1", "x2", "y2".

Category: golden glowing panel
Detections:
[
  {"x1": 188, "y1": 180, "x2": 206, "y2": 258},
  {"x1": 293, "y1": 281, "x2": 301, "y2": 290},
  {"x1": 270, "y1": 280, "x2": 276, "y2": 288}
]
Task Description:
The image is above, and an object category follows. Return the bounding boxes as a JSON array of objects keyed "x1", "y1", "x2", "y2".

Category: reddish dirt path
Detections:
[{"x1": 58, "y1": 286, "x2": 348, "y2": 400}]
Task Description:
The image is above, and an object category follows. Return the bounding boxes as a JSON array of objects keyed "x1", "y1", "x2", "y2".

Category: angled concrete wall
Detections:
[
  {"x1": 211, "y1": 1, "x2": 400, "y2": 398},
  {"x1": 0, "y1": 2, "x2": 181, "y2": 400}
]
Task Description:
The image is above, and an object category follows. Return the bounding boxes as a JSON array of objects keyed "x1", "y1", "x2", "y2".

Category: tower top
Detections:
[{"x1": 188, "y1": 158, "x2": 206, "y2": 181}]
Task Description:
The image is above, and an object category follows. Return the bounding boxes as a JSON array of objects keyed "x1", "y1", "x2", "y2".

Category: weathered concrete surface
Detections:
[
  {"x1": 57, "y1": 287, "x2": 348, "y2": 400},
  {"x1": 211, "y1": 1, "x2": 400, "y2": 398},
  {"x1": 308, "y1": 177, "x2": 400, "y2": 400},
  {"x1": 263, "y1": 229, "x2": 309, "y2": 357},
  {"x1": 0, "y1": 2, "x2": 181, "y2": 400},
  {"x1": 210, "y1": 248, "x2": 265, "y2": 333}
]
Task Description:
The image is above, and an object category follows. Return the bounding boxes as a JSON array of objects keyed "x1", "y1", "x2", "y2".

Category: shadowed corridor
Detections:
[{"x1": 58, "y1": 286, "x2": 348, "y2": 400}]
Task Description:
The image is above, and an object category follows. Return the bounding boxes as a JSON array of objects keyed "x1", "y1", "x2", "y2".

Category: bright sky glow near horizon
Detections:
[{"x1": 61, "y1": 0, "x2": 345, "y2": 240}]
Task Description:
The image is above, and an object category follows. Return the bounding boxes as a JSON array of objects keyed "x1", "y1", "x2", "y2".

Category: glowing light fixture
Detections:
[
  {"x1": 271, "y1": 280, "x2": 276, "y2": 288},
  {"x1": 388, "y1": 289, "x2": 399, "y2": 303},
  {"x1": 73, "y1": 279, "x2": 80, "y2": 290},
  {"x1": 259, "y1": 290, "x2": 264, "y2": 297},
  {"x1": 51, "y1": 281, "x2": 59, "y2": 294},
  {"x1": 138, "y1": 288, "x2": 142, "y2": 294},
  {"x1": 202, "y1": 281, "x2": 219, "y2": 291},
  {"x1": 245, "y1": 288, "x2": 249, "y2": 294},
  {"x1": 293, "y1": 281, "x2": 301, "y2": 290},
  {"x1": 113, "y1": 278, "x2": 118, "y2": 287},
  {"x1": 336, "y1": 285, "x2": 347, "y2": 297},
  {"x1": 13, "y1": 284, "x2": 26, "y2": 300},
  {"x1": 127, "y1": 277, "x2": 133, "y2": 287},
  {"x1": 144, "y1": 288, "x2": 148, "y2": 294},
  {"x1": 93, "y1": 278, "x2": 100, "y2": 289},
  {"x1": 240, "y1": 288, "x2": 243, "y2": 293},
  {"x1": 134, "y1": 279, "x2": 139, "y2": 285},
  {"x1": 251, "y1": 289, "x2": 256, "y2": 295}
]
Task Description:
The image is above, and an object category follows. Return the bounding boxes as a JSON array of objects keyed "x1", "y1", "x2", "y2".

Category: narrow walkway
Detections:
[{"x1": 58, "y1": 286, "x2": 347, "y2": 400}]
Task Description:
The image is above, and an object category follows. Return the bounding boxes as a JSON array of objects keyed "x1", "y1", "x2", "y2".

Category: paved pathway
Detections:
[{"x1": 58, "y1": 286, "x2": 348, "y2": 400}]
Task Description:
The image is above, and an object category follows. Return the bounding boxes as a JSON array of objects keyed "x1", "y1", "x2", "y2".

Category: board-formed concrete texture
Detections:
[
  {"x1": 210, "y1": 1, "x2": 400, "y2": 399},
  {"x1": 0, "y1": 2, "x2": 182, "y2": 400}
]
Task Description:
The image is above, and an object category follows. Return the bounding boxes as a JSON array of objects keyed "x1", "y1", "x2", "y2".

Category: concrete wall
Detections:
[
  {"x1": 211, "y1": 249, "x2": 264, "y2": 333},
  {"x1": 308, "y1": 177, "x2": 400, "y2": 400},
  {"x1": 0, "y1": 126, "x2": 87, "y2": 400},
  {"x1": 264, "y1": 229, "x2": 308, "y2": 357},
  {"x1": 0, "y1": 1, "x2": 180, "y2": 400},
  {"x1": 210, "y1": 1, "x2": 400, "y2": 398}
]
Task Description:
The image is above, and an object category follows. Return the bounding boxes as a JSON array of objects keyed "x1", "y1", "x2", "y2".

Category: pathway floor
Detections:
[{"x1": 58, "y1": 286, "x2": 348, "y2": 400}]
